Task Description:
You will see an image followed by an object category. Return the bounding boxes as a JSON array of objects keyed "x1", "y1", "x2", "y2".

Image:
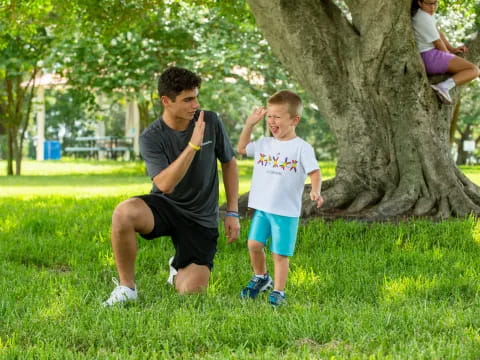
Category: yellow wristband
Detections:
[{"x1": 188, "y1": 142, "x2": 200, "y2": 151}]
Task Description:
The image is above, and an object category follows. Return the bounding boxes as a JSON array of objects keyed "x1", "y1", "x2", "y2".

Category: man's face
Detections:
[{"x1": 164, "y1": 88, "x2": 200, "y2": 122}]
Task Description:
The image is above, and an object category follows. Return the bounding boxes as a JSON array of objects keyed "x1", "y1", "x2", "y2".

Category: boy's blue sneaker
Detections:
[
  {"x1": 268, "y1": 290, "x2": 286, "y2": 307},
  {"x1": 240, "y1": 274, "x2": 273, "y2": 299}
]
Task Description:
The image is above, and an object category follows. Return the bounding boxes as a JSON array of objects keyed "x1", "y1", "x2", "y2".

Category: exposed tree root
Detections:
[
  {"x1": 374, "y1": 186, "x2": 419, "y2": 218},
  {"x1": 436, "y1": 196, "x2": 450, "y2": 220},
  {"x1": 302, "y1": 166, "x2": 480, "y2": 220},
  {"x1": 318, "y1": 179, "x2": 361, "y2": 210},
  {"x1": 346, "y1": 190, "x2": 383, "y2": 213},
  {"x1": 447, "y1": 187, "x2": 480, "y2": 217},
  {"x1": 454, "y1": 167, "x2": 480, "y2": 206},
  {"x1": 412, "y1": 196, "x2": 436, "y2": 216}
]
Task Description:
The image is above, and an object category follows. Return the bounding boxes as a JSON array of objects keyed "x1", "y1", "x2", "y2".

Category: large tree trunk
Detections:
[{"x1": 246, "y1": 0, "x2": 480, "y2": 219}]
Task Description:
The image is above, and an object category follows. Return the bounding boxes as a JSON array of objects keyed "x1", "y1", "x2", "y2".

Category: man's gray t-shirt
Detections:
[{"x1": 139, "y1": 110, "x2": 234, "y2": 228}]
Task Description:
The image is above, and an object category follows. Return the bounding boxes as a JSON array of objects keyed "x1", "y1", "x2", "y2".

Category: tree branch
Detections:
[
  {"x1": 20, "y1": 68, "x2": 38, "y2": 145},
  {"x1": 246, "y1": 0, "x2": 357, "y2": 82}
]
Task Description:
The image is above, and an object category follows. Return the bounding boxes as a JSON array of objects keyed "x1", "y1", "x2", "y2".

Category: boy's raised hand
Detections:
[{"x1": 246, "y1": 106, "x2": 267, "y2": 127}]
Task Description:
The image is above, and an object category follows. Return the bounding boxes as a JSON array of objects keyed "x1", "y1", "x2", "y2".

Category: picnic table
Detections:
[{"x1": 64, "y1": 136, "x2": 133, "y2": 160}]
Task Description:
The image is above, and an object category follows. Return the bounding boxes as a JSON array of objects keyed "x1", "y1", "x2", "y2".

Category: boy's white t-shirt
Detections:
[
  {"x1": 246, "y1": 136, "x2": 319, "y2": 218},
  {"x1": 412, "y1": 9, "x2": 440, "y2": 53}
]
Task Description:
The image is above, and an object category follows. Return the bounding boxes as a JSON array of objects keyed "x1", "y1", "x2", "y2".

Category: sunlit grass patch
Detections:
[
  {"x1": 0, "y1": 159, "x2": 145, "y2": 176},
  {"x1": 382, "y1": 275, "x2": 441, "y2": 303},
  {"x1": 289, "y1": 265, "x2": 324, "y2": 295}
]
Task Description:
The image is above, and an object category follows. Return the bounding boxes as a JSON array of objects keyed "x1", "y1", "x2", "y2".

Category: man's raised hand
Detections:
[{"x1": 190, "y1": 111, "x2": 205, "y2": 149}]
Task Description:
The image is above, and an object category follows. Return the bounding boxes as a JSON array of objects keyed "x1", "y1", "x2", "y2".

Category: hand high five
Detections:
[{"x1": 190, "y1": 111, "x2": 205, "y2": 149}]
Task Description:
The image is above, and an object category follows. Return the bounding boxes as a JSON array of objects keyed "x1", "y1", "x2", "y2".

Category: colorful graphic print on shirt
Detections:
[{"x1": 257, "y1": 153, "x2": 298, "y2": 172}]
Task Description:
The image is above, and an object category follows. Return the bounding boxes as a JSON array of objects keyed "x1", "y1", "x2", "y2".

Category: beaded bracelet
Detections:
[
  {"x1": 225, "y1": 210, "x2": 239, "y2": 218},
  {"x1": 225, "y1": 213, "x2": 240, "y2": 218}
]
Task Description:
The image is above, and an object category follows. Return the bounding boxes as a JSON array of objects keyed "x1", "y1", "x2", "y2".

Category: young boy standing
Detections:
[{"x1": 237, "y1": 90, "x2": 323, "y2": 306}]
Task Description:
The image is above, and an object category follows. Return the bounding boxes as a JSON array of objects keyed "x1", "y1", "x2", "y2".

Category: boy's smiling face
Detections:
[{"x1": 266, "y1": 103, "x2": 299, "y2": 141}]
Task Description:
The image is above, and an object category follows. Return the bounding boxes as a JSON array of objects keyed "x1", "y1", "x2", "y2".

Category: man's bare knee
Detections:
[
  {"x1": 175, "y1": 263, "x2": 210, "y2": 294},
  {"x1": 112, "y1": 198, "x2": 153, "y2": 234}
]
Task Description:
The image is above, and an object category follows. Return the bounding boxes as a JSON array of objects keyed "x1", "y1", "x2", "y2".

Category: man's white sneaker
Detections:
[
  {"x1": 102, "y1": 278, "x2": 137, "y2": 307},
  {"x1": 431, "y1": 84, "x2": 452, "y2": 104},
  {"x1": 167, "y1": 256, "x2": 177, "y2": 285}
]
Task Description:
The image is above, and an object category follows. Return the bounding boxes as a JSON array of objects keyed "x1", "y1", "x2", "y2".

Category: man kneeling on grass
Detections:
[{"x1": 103, "y1": 67, "x2": 240, "y2": 306}]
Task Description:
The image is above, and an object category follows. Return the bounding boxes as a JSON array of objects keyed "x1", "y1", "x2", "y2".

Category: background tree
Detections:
[
  {"x1": 247, "y1": 0, "x2": 480, "y2": 218},
  {"x1": 454, "y1": 83, "x2": 480, "y2": 165},
  {"x1": 0, "y1": 0, "x2": 55, "y2": 174},
  {"x1": 0, "y1": 30, "x2": 50, "y2": 175}
]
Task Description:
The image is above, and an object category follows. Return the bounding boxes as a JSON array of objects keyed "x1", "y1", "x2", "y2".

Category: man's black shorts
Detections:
[{"x1": 136, "y1": 194, "x2": 218, "y2": 271}]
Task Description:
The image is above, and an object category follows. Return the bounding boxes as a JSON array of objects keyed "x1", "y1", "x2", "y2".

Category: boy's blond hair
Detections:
[{"x1": 267, "y1": 90, "x2": 303, "y2": 118}]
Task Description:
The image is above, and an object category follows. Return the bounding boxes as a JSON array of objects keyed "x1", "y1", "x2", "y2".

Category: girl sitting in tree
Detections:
[{"x1": 411, "y1": 0, "x2": 479, "y2": 104}]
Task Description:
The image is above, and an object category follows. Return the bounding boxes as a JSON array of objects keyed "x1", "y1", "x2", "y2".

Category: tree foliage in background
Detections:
[{"x1": 42, "y1": 88, "x2": 96, "y2": 147}]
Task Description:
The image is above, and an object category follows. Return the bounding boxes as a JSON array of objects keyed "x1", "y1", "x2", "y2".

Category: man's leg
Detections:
[
  {"x1": 111, "y1": 197, "x2": 154, "y2": 288},
  {"x1": 174, "y1": 263, "x2": 210, "y2": 294}
]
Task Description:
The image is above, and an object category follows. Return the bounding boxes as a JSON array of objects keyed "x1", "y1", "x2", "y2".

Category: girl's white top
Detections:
[
  {"x1": 412, "y1": 9, "x2": 440, "y2": 53},
  {"x1": 246, "y1": 136, "x2": 319, "y2": 217}
]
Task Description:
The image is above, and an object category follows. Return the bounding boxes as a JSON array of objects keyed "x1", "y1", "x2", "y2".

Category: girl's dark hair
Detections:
[
  {"x1": 158, "y1": 67, "x2": 202, "y2": 101},
  {"x1": 411, "y1": 0, "x2": 420, "y2": 17}
]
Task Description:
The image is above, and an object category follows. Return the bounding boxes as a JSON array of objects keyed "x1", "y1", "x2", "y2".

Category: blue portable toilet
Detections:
[{"x1": 44, "y1": 140, "x2": 61, "y2": 160}]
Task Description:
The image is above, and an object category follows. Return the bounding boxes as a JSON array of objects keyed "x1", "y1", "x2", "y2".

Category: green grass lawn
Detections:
[{"x1": 1, "y1": 160, "x2": 480, "y2": 359}]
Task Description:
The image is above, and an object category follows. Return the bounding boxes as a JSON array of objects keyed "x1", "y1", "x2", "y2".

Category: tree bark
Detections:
[
  {"x1": 1, "y1": 69, "x2": 37, "y2": 175},
  {"x1": 246, "y1": 0, "x2": 480, "y2": 219},
  {"x1": 7, "y1": 128, "x2": 14, "y2": 175}
]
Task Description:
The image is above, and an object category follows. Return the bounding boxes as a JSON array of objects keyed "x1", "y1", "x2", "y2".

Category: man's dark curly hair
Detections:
[{"x1": 158, "y1": 67, "x2": 202, "y2": 101}]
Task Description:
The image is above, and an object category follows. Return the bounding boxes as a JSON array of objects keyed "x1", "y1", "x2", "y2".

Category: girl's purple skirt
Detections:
[{"x1": 421, "y1": 48, "x2": 455, "y2": 75}]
